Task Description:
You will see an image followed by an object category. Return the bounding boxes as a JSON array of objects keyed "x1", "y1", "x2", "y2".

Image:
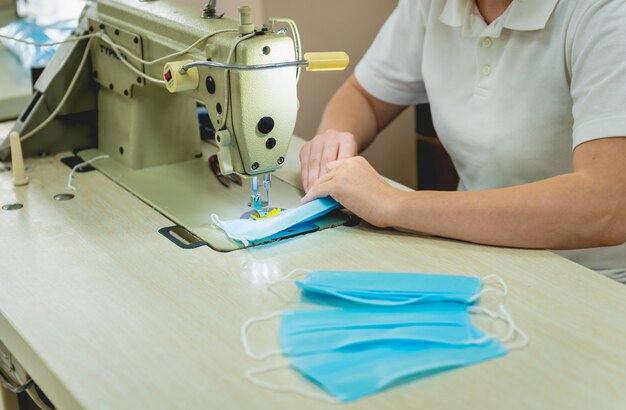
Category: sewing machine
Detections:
[{"x1": 0, "y1": 0, "x2": 350, "y2": 250}]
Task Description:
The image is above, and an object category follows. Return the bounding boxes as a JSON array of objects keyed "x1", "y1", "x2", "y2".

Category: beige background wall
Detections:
[{"x1": 179, "y1": 0, "x2": 417, "y2": 188}]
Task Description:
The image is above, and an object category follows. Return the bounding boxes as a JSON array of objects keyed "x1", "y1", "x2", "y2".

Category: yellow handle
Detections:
[{"x1": 304, "y1": 52, "x2": 350, "y2": 71}]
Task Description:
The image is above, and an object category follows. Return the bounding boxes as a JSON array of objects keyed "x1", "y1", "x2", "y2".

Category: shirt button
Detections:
[
  {"x1": 482, "y1": 64, "x2": 491, "y2": 75},
  {"x1": 482, "y1": 38, "x2": 493, "y2": 48}
]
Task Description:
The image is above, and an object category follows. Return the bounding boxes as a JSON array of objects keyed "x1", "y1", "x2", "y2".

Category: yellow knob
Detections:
[{"x1": 304, "y1": 52, "x2": 350, "y2": 71}]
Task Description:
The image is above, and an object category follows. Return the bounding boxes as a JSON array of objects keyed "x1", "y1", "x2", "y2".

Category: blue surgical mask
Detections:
[
  {"x1": 243, "y1": 305, "x2": 526, "y2": 403},
  {"x1": 288, "y1": 339, "x2": 507, "y2": 402},
  {"x1": 270, "y1": 269, "x2": 507, "y2": 306},
  {"x1": 242, "y1": 303, "x2": 497, "y2": 359},
  {"x1": 211, "y1": 197, "x2": 339, "y2": 246}
]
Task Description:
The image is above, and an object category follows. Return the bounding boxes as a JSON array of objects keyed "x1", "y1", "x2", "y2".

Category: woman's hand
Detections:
[
  {"x1": 299, "y1": 130, "x2": 358, "y2": 192},
  {"x1": 301, "y1": 156, "x2": 403, "y2": 227}
]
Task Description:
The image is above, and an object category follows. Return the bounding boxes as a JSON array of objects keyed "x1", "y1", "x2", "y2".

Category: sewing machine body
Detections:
[
  {"x1": 1, "y1": 0, "x2": 349, "y2": 250},
  {"x1": 91, "y1": 0, "x2": 298, "y2": 176},
  {"x1": 3, "y1": 0, "x2": 299, "y2": 171}
]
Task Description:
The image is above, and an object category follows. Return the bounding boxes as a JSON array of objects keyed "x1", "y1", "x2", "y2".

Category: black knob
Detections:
[
  {"x1": 257, "y1": 117, "x2": 274, "y2": 134},
  {"x1": 265, "y1": 138, "x2": 276, "y2": 149},
  {"x1": 206, "y1": 76, "x2": 216, "y2": 94}
]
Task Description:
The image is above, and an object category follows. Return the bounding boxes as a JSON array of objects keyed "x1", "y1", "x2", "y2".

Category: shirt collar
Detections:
[{"x1": 439, "y1": 0, "x2": 559, "y2": 37}]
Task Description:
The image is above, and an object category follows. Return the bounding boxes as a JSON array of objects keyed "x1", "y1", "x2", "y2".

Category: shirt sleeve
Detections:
[
  {"x1": 354, "y1": 0, "x2": 428, "y2": 106},
  {"x1": 569, "y1": 0, "x2": 626, "y2": 148}
]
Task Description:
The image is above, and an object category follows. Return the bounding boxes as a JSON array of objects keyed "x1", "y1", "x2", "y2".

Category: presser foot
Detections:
[
  {"x1": 248, "y1": 175, "x2": 275, "y2": 219},
  {"x1": 240, "y1": 207, "x2": 284, "y2": 220}
]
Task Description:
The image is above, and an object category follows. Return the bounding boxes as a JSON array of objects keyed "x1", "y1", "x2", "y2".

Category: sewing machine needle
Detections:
[
  {"x1": 263, "y1": 174, "x2": 271, "y2": 210},
  {"x1": 251, "y1": 176, "x2": 266, "y2": 217}
]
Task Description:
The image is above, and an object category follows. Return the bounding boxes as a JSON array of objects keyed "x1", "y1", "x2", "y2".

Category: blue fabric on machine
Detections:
[
  {"x1": 211, "y1": 197, "x2": 340, "y2": 245},
  {"x1": 295, "y1": 270, "x2": 485, "y2": 305}
]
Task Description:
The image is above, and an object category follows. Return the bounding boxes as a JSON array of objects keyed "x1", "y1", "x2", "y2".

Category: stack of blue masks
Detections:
[
  {"x1": 242, "y1": 270, "x2": 525, "y2": 403},
  {"x1": 211, "y1": 197, "x2": 340, "y2": 246}
]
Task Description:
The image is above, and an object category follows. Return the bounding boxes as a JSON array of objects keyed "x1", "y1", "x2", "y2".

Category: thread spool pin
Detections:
[{"x1": 9, "y1": 132, "x2": 29, "y2": 186}]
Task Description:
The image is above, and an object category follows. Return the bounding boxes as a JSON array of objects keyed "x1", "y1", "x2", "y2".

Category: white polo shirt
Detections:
[{"x1": 355, "y1": 0, "x2": 626, "y2": 282}]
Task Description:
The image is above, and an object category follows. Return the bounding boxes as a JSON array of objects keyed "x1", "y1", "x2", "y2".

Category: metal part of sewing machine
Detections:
[
  {"x1": 209, "y1": 153, "x2": 241, "y2": 188},
  {"x1": 0, "y1": 0, "x2": 350, "y2": 250}
]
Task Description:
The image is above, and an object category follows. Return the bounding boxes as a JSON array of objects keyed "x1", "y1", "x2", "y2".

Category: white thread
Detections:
[
  {"x1": 98, "y1": 29, "x2": 238, "y2": 66},
  {"x1": 0, "y1": 28, "x2": 242, "y2": 88},
  {"x1": 241, "y1": 311, "x2": 284, "y2": 360},
  {"x1": 0, "y1": 27, "x2": 257, "y2": 149},
  {"x1": 97, "y1": 33, "x2": 165, "y2": 84},
  {"x1": 210, "y1": 214, "x2": 250, "y2": 246},
  {"x1": 244, "y1": 362, "x2": 339, "y2": 404},
  {"x1": 221, "y1": 32, "x2": 256, "y2": 130},
  {"x1": 0, "y1": 32, "x2": 150, "y2": 149},
  {"x1": 66, "y1": 155, "x2": 109, "y2": 191},
  {"x1": 269, "y1": 18, "x2": 301, "y2": 82},
  {"x1": 0, "y1": 32, "x2": 100, "y2": 47},
  {"x1": 9, "y1": 36, "x2": 96, "y2": 147}
]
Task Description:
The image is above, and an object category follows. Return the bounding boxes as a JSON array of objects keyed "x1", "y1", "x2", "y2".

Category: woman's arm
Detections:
[{"x1": 302, "y1": 137, "x2": 626, "y2": 250}]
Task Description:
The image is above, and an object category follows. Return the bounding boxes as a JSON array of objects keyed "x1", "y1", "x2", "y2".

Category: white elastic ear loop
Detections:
[
  {"x1": 266, "y1": 268, "x2": 313, "y2": 300},
  {"x1": 210, "y1": 214, "x2": 250, "y2": 246},
  {"x1": 469, "y1": 305, "x2": 515, "y2": 342},
  {"x1": 496, "y1": 305, "x2": 529, "y2": 351},
  {"x1": 469, "y1": 305, "x2": 529, "y2": 351},
  {"x1": 468, "y1": 305, "x2": 511, "y2": 344},
  {"x1": 241, "y1": 311, "x2": 284, "y2": 360},
  {"x1": 267, "y1": 268, "x2": 313, "y2": 287},
  {"x1": 245, "y1": 362, "x2": 339, "y2": 404},
  {"x1": 468, "y1": 274, "x2": 508, "y2": 303}
]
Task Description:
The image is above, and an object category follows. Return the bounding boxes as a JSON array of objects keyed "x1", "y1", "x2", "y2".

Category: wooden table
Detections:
[{"x1": 1, "y1": 132, "x2": 625, "y2": 410}]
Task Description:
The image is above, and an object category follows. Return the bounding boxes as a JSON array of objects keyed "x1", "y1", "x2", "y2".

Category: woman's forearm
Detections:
[{"x1": 388, "y1": 172, "x2": 625, "y2": 249}]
